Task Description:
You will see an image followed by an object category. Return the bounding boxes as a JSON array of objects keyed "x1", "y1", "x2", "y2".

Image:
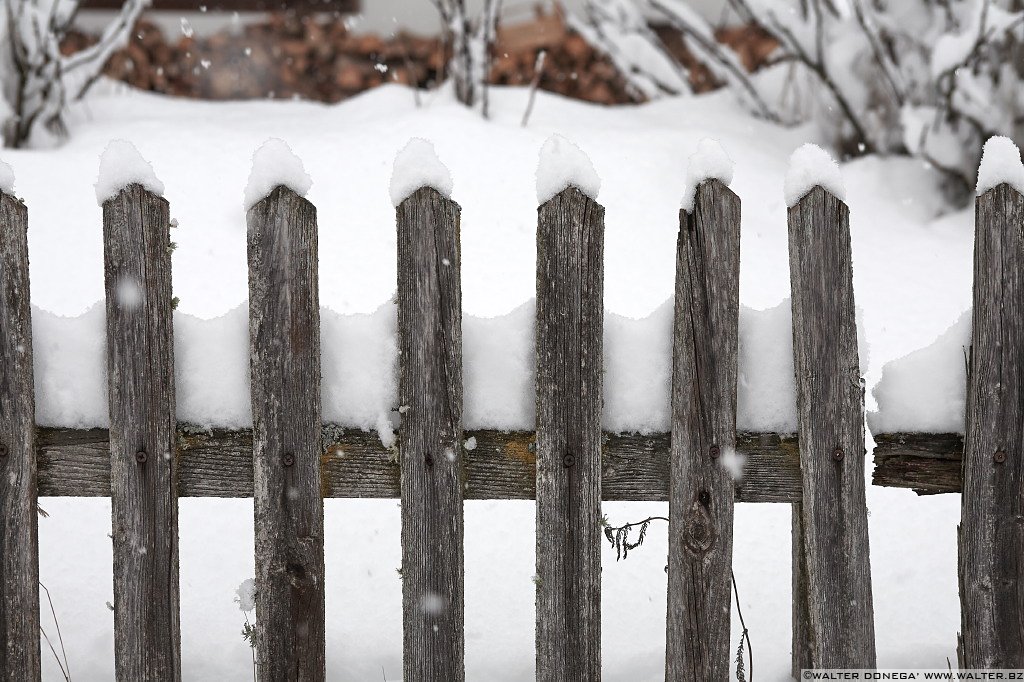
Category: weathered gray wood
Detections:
[
  {"x1": 33, "y1": 427, "x2": 802, "y2": 501},
  {"x1": 102, "y1": 184, "x2": 180, "y2": 681},
  {"x1": 247, "y1": 186, "x2": 325, "y2": 681},
  {"x1": 665, "y1": 180, "x2": 739, "y2": 680},
  {"x1": 0, "y1": 191, "x2": 40, "y2": 681},
  {"x1": 959, "y1": 183, "x2": 1024, "y2": 667},
  {"x1": 396, "y1": 187, "x2": 465, "y2": 681},
  {"x1": 872, "y1": 432, "x2": 963, "y2": 495},
  {"x1": 791, "y1": 503, "x2": 811, "y2": 677},
  {"x1": 534, "y1": 186, "x2": 604, "y2": 681},
  {"x1": 787, "y1": 186, "x2": 876, "y2": 667}
]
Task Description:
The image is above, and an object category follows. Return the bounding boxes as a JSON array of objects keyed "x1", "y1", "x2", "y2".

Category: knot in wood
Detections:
[
  {"x1": 994, "y1": 450, "x2": 1007, "y2": 464},
  {"x1": 709, "y1": 444, "x2": 720, "y2": 459},
  {"x1": 683, "y1": 504, "x2": 715, "y2": 556},
  {"x1": 134, "y1": 450, "x2": 147, "y2": 464},
  {"x1": 562, "y1": 453, "x2": 575, "y2": 468},
  {"x1": 833, "y1": 447, "x2": 844, "y2": 462},
  {"x1": 0, "y1": 442, "x2": 7, "y2": 458},
  {"x1": 282, "y1": 452, "x2": 295, "y2": 467}
]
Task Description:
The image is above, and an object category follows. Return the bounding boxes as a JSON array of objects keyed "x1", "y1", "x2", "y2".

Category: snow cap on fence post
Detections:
[
  {"x1": 784, "y1": 143, "x2": 845, "y2": 207},
  {"x1": 535, "y1": 134, "x2": 601, "y2": 204},
  {"x1": 95, "y1": 140, "x2": 165, "y2": 205},
  {"x1": 0, "y1": 158, "x2": 14, "y2": 195},
  {"x1": 389, "y1": 138, "x2": 453, "y2": 207},
  {"x1": 244, "y1": 138, "x2": 312, "y2": 211},
  {"x1": 681, "y1": 138, "x2": 734, "y2": 212},
  {"x1": 976, "y1": 135, "x2": 1024, "y2": 197}
]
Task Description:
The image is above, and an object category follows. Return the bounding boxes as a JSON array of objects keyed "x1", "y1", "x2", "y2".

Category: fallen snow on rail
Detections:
[
  {"x1": 976, "y1": 136, "x2": 1024, "y2": 197},
  {"x1": 389, "y1": 138, "x2": 453, "y2": 206},
  {"x1": 681, "y1": 138, "x2": 734, "y2": 212},
  {"x1": 0, "y1": 158, "x2": 14, "y2": 195},
  {"x1": 31, "y1": 297, "x2": 800, "y2": 437},
  {"x1": 244, "y1": 138, "x2": 312, "y2": 210},
  {"x1": 535, "y1": 134, "x2": 601, "y2": 204},
  {"x1": 94, "y1": 140, "x2": 165, "y2": 205},
  {"x1": 869, "y1": 311, "x2": 971, "y2": 434},
  {"x1": 784, "y1": 143, "x2": 845, "y2": 207}
]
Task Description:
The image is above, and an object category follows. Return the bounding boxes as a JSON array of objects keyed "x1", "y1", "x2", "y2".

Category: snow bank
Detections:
[
  {"x1": 681, "y1": 138, "x2": 734, "y2": 212},
  {"x1": 784, "y1": 143, "x2": 845, "y2": 207},
  {"x1": 0, "y1": 158, "x2": 14, "y2": 195},
  {"x1": 389, "y1": 138, "x2": 453, "y2": 207},
  {"x1": 868, "y1": 311, "x2": 970, "y2": 434},
  {"x1": 94, "y1": 140, "x2": 165, "y2": 205},
  {"x1": 976, "y1": 136, "x2": 1024, "y2": 196},
  {"x1": 244, "y1": 138, "x2": 312, "y2": 211},
  {"x1": 535, "y1": 134, "x2": 601, "y2": 204}
]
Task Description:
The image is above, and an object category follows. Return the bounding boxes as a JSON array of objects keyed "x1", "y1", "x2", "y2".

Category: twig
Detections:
[
  {"x1": 520, "y1": 50, "x2": 546, "y2": 127},
  {"x1": 604, "y1": 515, "x2": 753, "y2": 679},
  {"x1": 243, "y1": 611, "x2": 256, "y2": 682},
  {"x1": 732, "y1": 569, "x2": 753, "y2": 682},
  {"x1": 40, "y1": 581, "x2": 70, "y2": 681}
]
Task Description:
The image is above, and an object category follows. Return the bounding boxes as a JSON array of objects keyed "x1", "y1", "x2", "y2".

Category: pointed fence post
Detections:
[
  {"x1": 535, "y1": 186, "x2": 604, "y2": 681},
  {"x1": 959, "y1": 182, "x2": 1024, "y2": 667},
  {"x1": 247, "y1": 185, "x2": 325, "y2": 680},
  {"x1": 0, "y1": 189, "x2": 41, "y2": 681},
  {"x1": 396, "y1": 186, "x2": 465, "y2": 681},
  {"x1": 787, "y1": 185, "x2": 875, "y2": 667},
  {"x1": 102, "y1": 183, "x2": 181, "y2": 680},
  {"x1": 665, "y1": 179, "x2": 740, "y2": 680}
]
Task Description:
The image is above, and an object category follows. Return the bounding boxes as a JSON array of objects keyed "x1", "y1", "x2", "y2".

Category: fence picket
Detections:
[
  {"x1": 959, "y1": 182, "x2": 1024, "y2": 667},
  {"x1": 247, "y1": 186, "x2": 326, "y2": 680},
  {"x1": 0, "y1": 190, "x2": 40, "y2": 681},
  {"x1": 101, "y1": 183, "x2": 181, "y2": 680},
  {"x1": 396, "y1": 186, "x2": 465, "y2": 681},
  {"x1": 535, "y1": 186, "x2": 604, "y2": 681},
  {"x1": 787, "y1": 185, "x2": 875, "y2": 667},
  {"x1": 664, "y1": 179, "x2": 740, "y2": 679}
]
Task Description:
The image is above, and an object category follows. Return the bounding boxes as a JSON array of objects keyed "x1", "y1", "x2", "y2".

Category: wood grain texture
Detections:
[
  {"x1": 871, "y1": 432, "x2": 963, "y2": 495},
  {"x1": 665, "y1": 180, "x2": 739, "y2": 680},
  {"x1": 0, "y1": 192, "x2": 40, "y2": 681},
  {"x1": 788, "y1": 186, "x2": 876, "y2": 667},
  {"x1": 102, "y1": 184, "x2": 181, "y2": 681},
  {"x1": 960, "y1": 183, "x2": 1024, "y2": 667},
  {"x1": 534, "y1": 187, "x2": 604, "y2": 682},
  {"x1": 247, "y1": 186, "x2": 325, "y2": 681},
  {"x1": 791, "y1": 503, "x2": 812, "y2": 677},
  {"x1": 33, "y1": 428, "x2": 802, "y2": 500},
  {"x1": 397, "y1": 188, "x2": 465, "y2": 681}
]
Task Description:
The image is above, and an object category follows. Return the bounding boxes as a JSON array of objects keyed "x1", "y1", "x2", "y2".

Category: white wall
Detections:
[{"x1": 77, "y1": 0, "x2": 727, "y2": 38}]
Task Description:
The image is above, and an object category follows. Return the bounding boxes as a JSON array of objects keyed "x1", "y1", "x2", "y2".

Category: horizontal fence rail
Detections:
[{"x1": 35, "y1": 427, "x2": 801, "y2": 501}]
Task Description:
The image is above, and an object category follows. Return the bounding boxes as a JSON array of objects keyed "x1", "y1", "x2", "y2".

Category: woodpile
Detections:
[{"x1": 60, "y1": 7, "x2": 778, "y2": 105}]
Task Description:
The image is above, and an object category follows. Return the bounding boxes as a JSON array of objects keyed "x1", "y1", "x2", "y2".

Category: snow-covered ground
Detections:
[{"x1": 2, "y1": 80, "x2": 973, "y2": 680}]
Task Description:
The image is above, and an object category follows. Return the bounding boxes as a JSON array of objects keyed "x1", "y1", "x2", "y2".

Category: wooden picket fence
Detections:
[{"x1": 0, "y1": 165, "x2": 1020, "y2": 680}]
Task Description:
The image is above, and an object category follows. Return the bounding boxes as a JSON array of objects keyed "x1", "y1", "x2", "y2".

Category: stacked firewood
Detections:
[{"x1": 61, "y1": 8, "x2": 777, "y2": 105}]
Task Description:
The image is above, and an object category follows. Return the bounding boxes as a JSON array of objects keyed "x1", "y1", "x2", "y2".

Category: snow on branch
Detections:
[
  {"x1": 390, "y1": 138, "x2": 454, "y2": 207},
  {"x1": 2, "y1": 0, "x2": 150, "y2": 148},
  {"x1": 648, "y1": 0, "x2": 778, "y2": 121},
  {"x1": 535, "y1": 134, "x2": 601, "y2": 205},
  {"x1": 976, "y1": 136, "x2": 1024, "y2": 197},
  {"x1": 244, "y1": 139, "x2": 312, "y2": 211},
  {"x1": 95, "y1": 140, "x2": 165, "y2": 205},
  {"x1": 569, "y1": 0, "x2": 691, "y2": 101}
]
